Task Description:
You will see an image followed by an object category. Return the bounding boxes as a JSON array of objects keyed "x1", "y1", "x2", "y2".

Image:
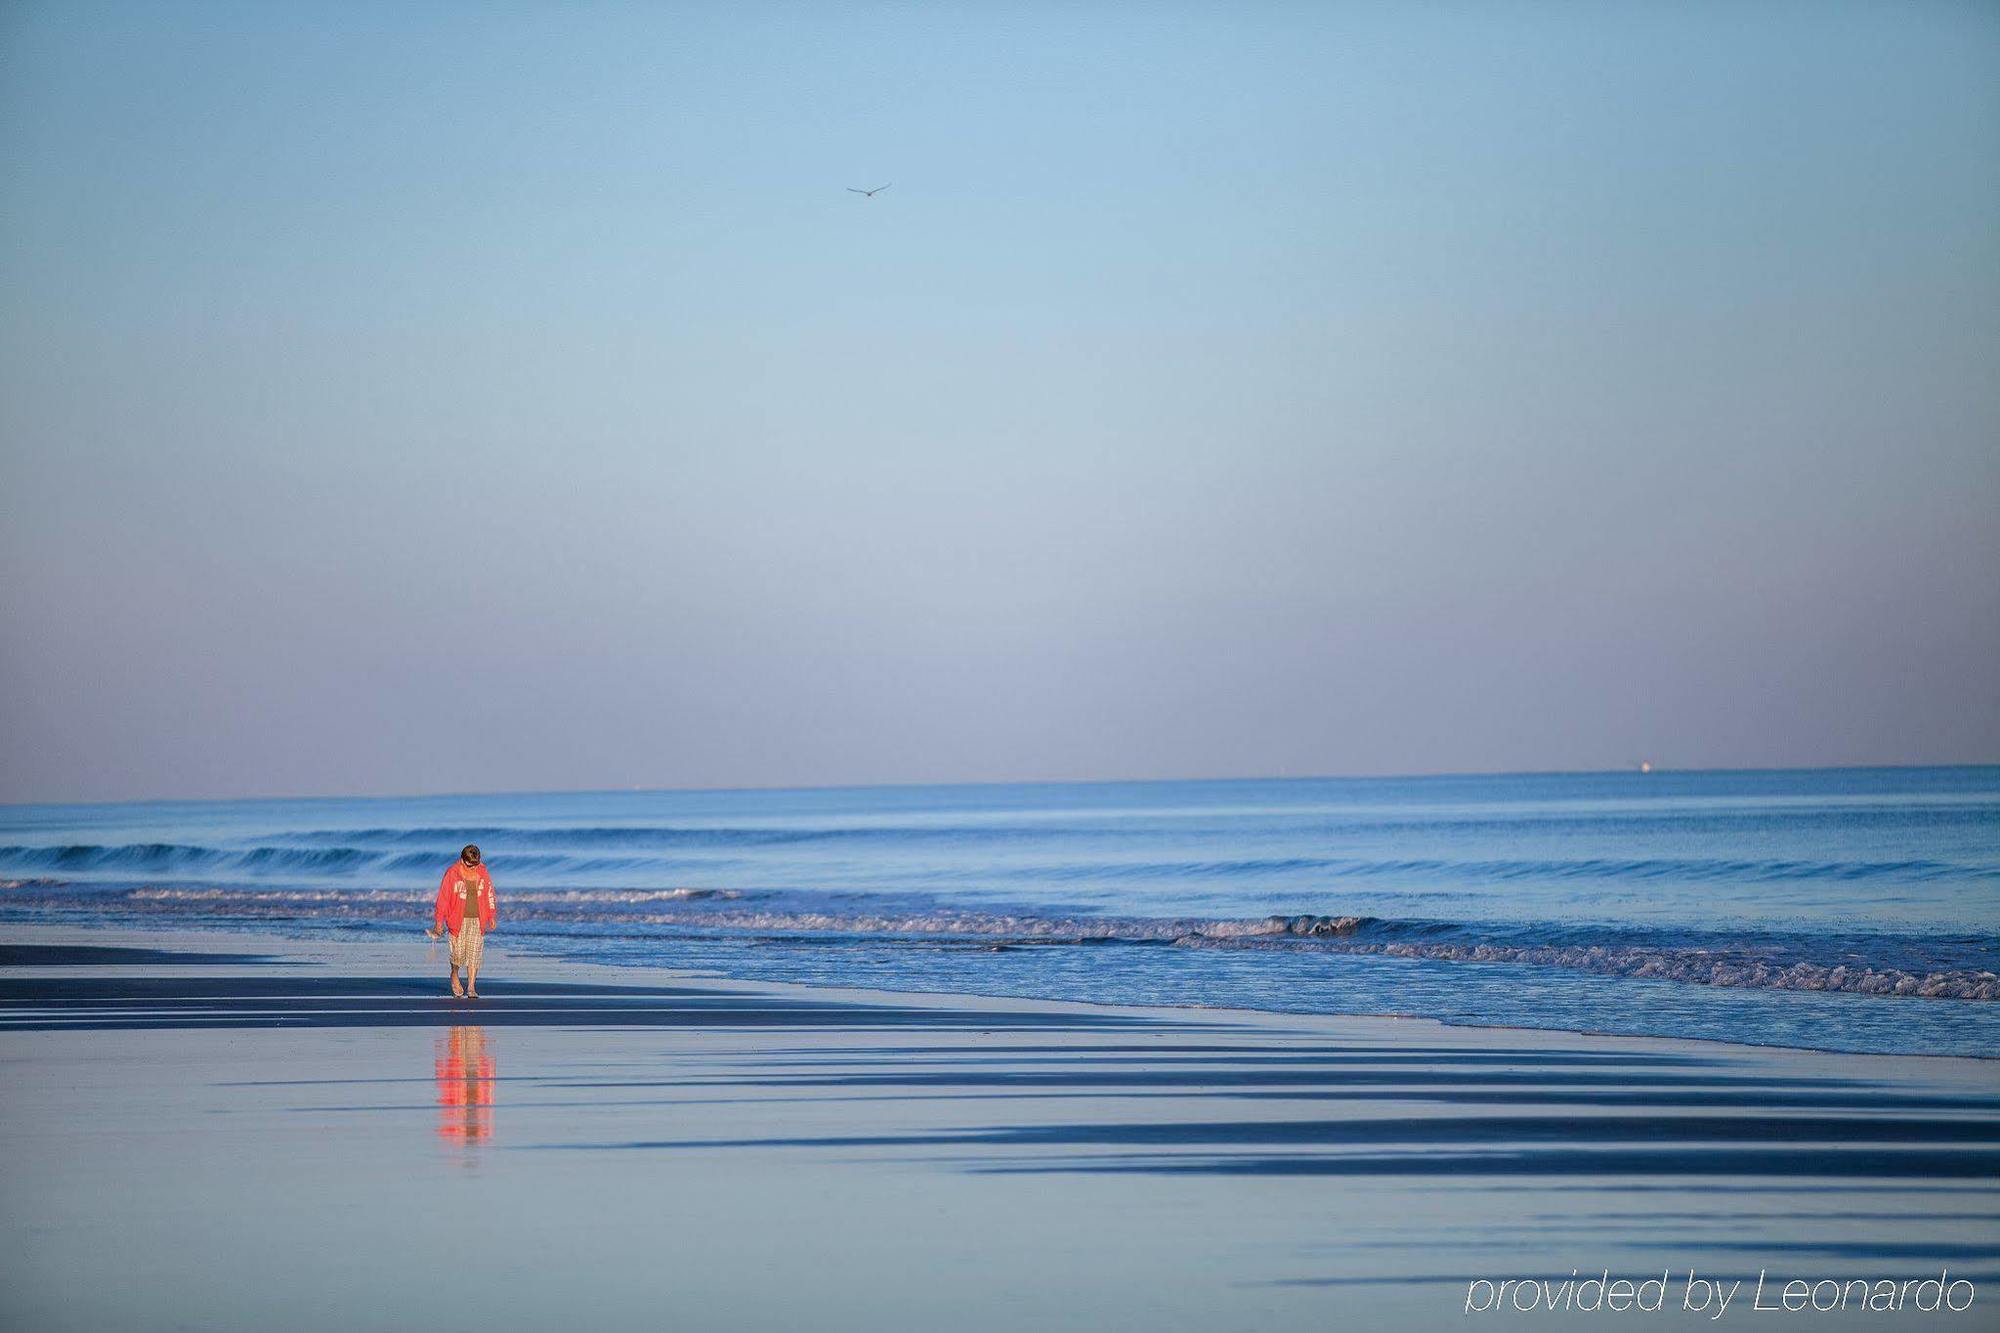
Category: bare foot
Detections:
[
  {"x1": 450, "y1": 979, "x2": 465, "y2": 998},
  {"x1": 465, "y1": 988, "x2": 480, "y2": 999}
]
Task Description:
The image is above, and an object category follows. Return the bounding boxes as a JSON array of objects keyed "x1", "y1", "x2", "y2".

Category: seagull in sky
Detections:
[{"x1": 846, "y1": 183, "x2": 891, "y2": 197}]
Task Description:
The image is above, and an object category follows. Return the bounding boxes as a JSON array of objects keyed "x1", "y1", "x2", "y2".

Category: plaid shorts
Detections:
[{"x1": 450, "y1": 916, "x2": 485, "y2": 972}]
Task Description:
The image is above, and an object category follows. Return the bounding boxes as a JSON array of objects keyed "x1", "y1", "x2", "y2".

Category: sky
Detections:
[{"x1": 1, "y1": 0, "x2": 1996, "y2": 803}]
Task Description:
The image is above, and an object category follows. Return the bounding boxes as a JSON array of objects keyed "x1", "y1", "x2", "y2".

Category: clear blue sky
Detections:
[{"x1": 2, "y1": 0, "x2": 1996, "y2": 801}]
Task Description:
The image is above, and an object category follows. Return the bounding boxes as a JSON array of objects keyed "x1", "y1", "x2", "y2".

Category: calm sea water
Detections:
[{"x1": 3, "y1": 767, "x2": 1995, "y2": 1056}]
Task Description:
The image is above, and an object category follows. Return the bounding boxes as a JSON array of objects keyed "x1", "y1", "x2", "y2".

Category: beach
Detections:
[{"x1": 2, "y1": 924, "x2": 1994, "y2": 1331}]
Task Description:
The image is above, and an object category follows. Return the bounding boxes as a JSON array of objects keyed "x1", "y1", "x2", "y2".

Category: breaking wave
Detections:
[
  {"x1": 0, "y1": 839, "x2": 1989, "y2": 887},
  {"x1": 5, "y1": 879, "x2": 1994, "y2": 1001}
]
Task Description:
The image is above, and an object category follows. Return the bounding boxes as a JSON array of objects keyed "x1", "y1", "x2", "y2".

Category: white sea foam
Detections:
[{"x1": 76, "y1": 887, "x2": 2000, "y2": 1000}]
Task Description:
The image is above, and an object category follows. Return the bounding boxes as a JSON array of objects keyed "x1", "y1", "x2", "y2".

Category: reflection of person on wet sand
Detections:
[
  {"x1": 427, "y1": 844, "x2": 497, "y2": 998},
  {"x1": 435, "y1": 1025, "x2": 494, "y2": 1143}
]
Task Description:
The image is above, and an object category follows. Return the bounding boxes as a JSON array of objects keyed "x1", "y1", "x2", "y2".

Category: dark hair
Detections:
[{"x1": 461, "y1": 844, "x2": 481, "y2": 862}]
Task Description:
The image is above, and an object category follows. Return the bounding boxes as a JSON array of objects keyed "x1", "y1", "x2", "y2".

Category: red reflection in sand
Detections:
[{"x1": 435, "y1": 1025, "x2": 495, "y2": 1144}]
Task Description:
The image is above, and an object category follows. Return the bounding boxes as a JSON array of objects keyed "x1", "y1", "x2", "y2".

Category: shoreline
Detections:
[
  {"x1": 5, "y1": 917, "x2": 1995, "y2": 1100},
  {"x1": 5, "y1": 914, "x2": 1994, "y2": 1065}
]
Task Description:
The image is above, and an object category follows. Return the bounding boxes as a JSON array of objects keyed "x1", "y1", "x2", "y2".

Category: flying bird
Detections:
[{"x1": 846, "y1": 183, "x2": 891, "y2": 197}]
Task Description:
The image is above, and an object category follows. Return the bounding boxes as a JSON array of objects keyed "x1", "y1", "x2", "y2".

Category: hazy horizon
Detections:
[
  {"x1": 4, "y1": 0, "x2": 1997, "y2": 803},
  {"x1": 4, "y1": 759, "x2": 1996, "y2": 813}
]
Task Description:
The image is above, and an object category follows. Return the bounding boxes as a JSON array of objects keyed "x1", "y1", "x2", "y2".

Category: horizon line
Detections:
[{"x1": 4, "y1": 759, "x2": 1996, "y2": 812}]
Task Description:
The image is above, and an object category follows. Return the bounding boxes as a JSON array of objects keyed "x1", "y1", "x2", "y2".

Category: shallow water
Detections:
[{"x1": 3, "y1": 767, "x2": 1996, "y2": 1055}]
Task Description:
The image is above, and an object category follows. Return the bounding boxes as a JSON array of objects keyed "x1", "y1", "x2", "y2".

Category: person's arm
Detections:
[
  {"x1": 430, "y1": 869, "x2": 452, "y2": 936},
  {"x1": 481, "y1": 870, "x2": 497, "y2": 931}
]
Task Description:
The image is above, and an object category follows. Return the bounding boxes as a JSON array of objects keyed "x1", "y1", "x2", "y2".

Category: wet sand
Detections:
[{"x1": 1, "y1": 924, "x2": 1995, "y2": 1330}]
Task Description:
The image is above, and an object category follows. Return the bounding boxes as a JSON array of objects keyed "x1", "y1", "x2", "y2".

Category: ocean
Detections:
[{"x1": 2, "y1": 766, "x2": 1995, "y2": 1057}]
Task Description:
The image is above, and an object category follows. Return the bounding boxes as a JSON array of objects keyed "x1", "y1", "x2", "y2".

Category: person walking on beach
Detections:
[{"x1": 428, "y1": 845, "x2": 497, "y2": 998}]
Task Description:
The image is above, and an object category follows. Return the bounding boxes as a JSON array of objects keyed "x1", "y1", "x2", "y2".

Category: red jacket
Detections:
[{"x1": 434, "y1": 863, "x2": 497, "y2": 934}]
